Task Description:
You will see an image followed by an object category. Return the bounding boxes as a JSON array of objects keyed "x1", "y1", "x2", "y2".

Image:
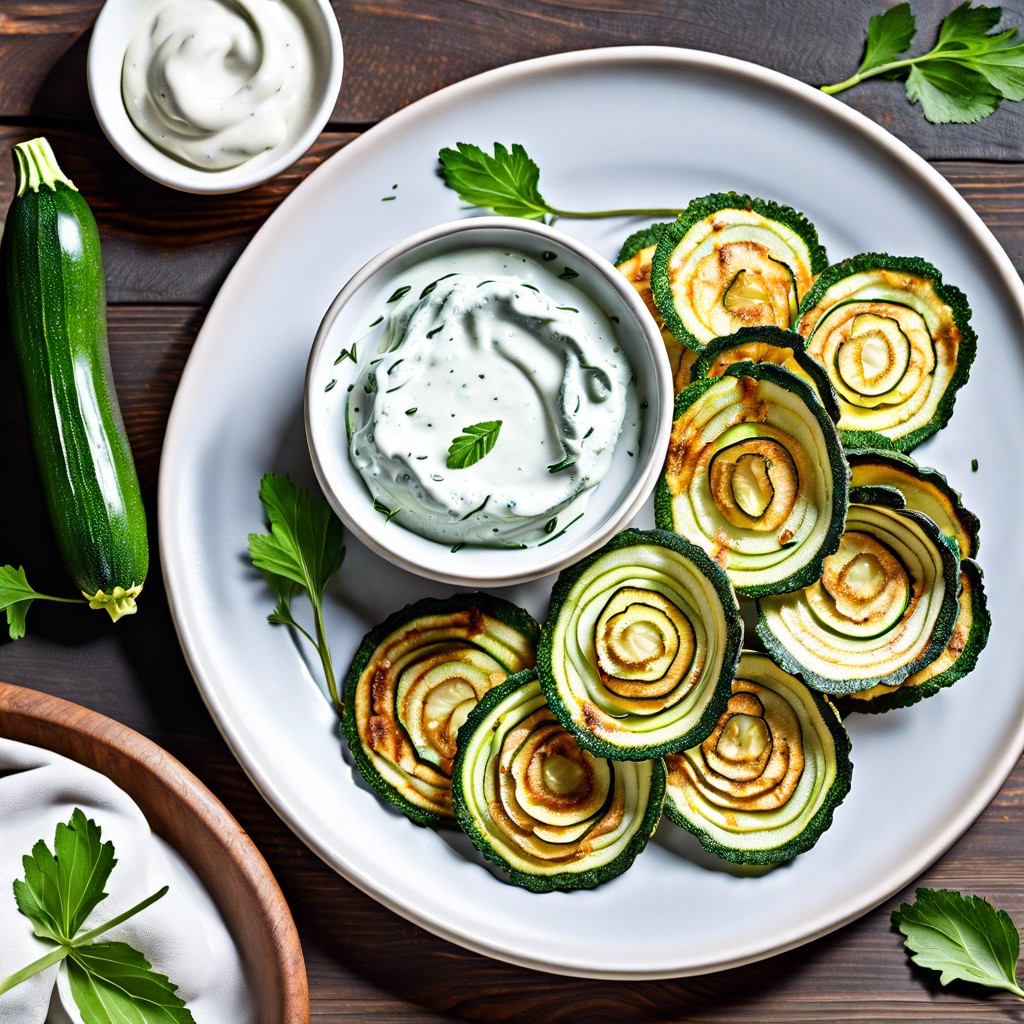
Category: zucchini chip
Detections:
[
  {"x1": 846, "y1": 446, "x2": 980, "y2": 558},
  {"x1": 842, "y1": 558, "x2": 990, "y2": 713},
  {"x1": 756, "y1": 491, "x2": 960, "y2": 695},
  {"x1": 794, "y1": 254, "x2": 977, "y2": 452},
  {"x1": 453, "y1": 670, "x2": 666, "y2": 892},
  {"x1": 615, "y1": 220, "x2": 690, "y2": 382},
  {"x1": 690, "y1": 326, "x2": 841, "y2": 423},
  {"x1": 343, "y1": 593, "x2": 539, "y2": 826},
  {"x1": 650, "y1": 192, "x2": 828, "y2": 351},
  {"x1": 656, "y1": 362, "x2": 849, "y2": 598},
  {"x1": 664, "y1": 652, "x2": 852, "y2": 865},
  {"x1": 538, "y1": 528, "x2": 742, "y2": 760}
]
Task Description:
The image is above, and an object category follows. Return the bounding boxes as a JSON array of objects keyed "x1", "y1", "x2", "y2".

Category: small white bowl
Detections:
[
  {"x1": 87, "y1": 0, "x2": 343, "y2": 194},
  {"x1": 305, "y1": 217, "x2": 674, "y2": 588}
]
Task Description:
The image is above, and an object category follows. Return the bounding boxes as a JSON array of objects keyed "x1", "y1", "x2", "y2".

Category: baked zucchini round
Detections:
[
  {"x1": 794, "y1": 253, "x2": 976, "y2": 451},
  {"x1": 538, "y1": 528, "x2": 742, "y2": 760},
  {"x1": 846, "y1": 446, "x2": 980, "y2": 559},
  {"x1": 842, "y1": 557, "x2": 990, "y2": 713},
  {"x1": 343, "y1": 593, "x2": 539, "y2": 825},
  {"x1": 453, "y1": 670, "x2": 666, "y2": 892},
  {"x1": 689, "y1": 326, "x2": 841, "y2": 423},
  {"x1": 656, "y1": 362, "x2": 848, "y2": 598},
  {"x1": 664, "y1": 651, "x2": 852, "y2": 865},
  {"x1": 650, "y1": 192, "x2": 828, "y2": 351},
  {"x1": 756, "y1": 495, "x2": 960, "y2": 694}
]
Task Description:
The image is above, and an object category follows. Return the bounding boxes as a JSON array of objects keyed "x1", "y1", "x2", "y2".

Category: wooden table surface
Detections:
[{"x1": 2, "y1": 2, "x2": 1024, "y2": 1021}]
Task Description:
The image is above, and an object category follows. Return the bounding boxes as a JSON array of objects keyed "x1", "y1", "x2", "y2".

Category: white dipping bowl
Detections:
[
  {"x1": 87, "y1": 0, "x2": 343, "y2": 194},
  {"x1": 305, "y1": 217, "x2": 674, "y2": 588}
]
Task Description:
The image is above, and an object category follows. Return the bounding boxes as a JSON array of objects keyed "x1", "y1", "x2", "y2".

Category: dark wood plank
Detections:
[{"x1": 3, "y1": 1, "x2": 1024, "y2": 160}]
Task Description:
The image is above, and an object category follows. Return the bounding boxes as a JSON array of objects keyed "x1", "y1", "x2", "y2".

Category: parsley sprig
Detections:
[
  {"x1": 247, "y1": 473, "x2": 347, "y2": 713},
  {"x1": 439, "y1": 142, "x2": 686, "y2": 220},
  {"x1": 0, "y1": 808, "x2": 194, "y2": 1023},
  {"x1": 822, "y1": 3, "x2": 1024, "y2": 124},
  {"x1": 0, "y1": 564, "x2": 86, "y2": 640},
  {"x1": 892, "y1": 887, "x2": 1024, "y2": 998}
]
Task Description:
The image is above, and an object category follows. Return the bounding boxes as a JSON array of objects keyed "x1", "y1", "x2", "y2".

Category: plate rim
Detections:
[{"x1": 158, "y1": 44, "x2": 1024, "y2": 979}]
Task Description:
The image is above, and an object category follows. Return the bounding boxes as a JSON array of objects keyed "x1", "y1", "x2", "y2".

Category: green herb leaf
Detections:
[
  {"x1": 446, "y1": 420, "x2": 503, "y2": 470},
  {"x1": 906, "y1": 60, "x2": 1002, "y2": 121},
  {"x1": 0, "y1": 565, "x2": 84, "y2": 640},
  {"x1": 67, "y1": 942, "x2": 194, "y2": 1024},
  {"x1": 13, "y1": 808, "x2": 114, "y2": 945},
  {"x1": 248, "y1": 474, "x2": 346, "y2": 712},
  {"x1": 438, "y1": 142, "x2": 685, "y2": 220},
  {"x1": 892, "y1": 888, "x2": 1024, "y2": 997},
  {"x1": 439, "y1": 142, "x2": 550, "y2": 219},
  {"x1": 822, "y1": 2, "x2": 1024, "y2": 124},
  {"x1": 1, "y1": 810, "x2": 179, "y2": 1018},
  {"x1": 858, "y1": 3, "x2": 916, "y2": 73}
]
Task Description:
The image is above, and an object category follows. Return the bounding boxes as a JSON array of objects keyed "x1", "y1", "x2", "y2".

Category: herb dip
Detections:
[
  {"x1": 348, "y1": 253, "x2": 637, "y2": 546},
  {"x1": 121, "y1": 0, "x2": 316, "y2": 171}
]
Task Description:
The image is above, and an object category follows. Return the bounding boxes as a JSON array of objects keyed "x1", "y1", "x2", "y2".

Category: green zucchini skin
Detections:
[{"x1": 3, "y1": 139, "x2": 148, "y2": 618}]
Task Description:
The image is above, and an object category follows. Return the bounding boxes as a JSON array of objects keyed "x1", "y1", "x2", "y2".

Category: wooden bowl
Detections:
[{"x1": 0, "y1": 681, "x2": 309, "y2": 1024}]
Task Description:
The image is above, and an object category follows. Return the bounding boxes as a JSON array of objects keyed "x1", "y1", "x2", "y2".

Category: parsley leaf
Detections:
[
  {"x1": 822, "y1": 2, "x2": 1024, "y2": 125},
  {"x1": 892, "y1": 888, "x2": 1024, "y2": 997},
  {"x1": 0, "y1": 564, "x2": 84, "y2": 640},
  {"x1": 446, "y1": 420, "x2": 503, "y2": 470},
  {"x1": 858, "y1": 3, "x2": 917, "y2": 74},
  {"x1": 439, "y1": 142, "x2": 549, "y2": 219},
  {"x1": 0, "y1": 810, "x2": 189, "y2": 1024},
  {"x1": 906, "y1": 60, "x2": 1001, "y2": 122},
  {"x1": 247, "y1": 473, "x2": 346, "y2": 713},
  {"x1": 439, "y1": 142, "x2": 686, "y2": 220},
  {"x1": 67, "y1": 942, "x2": 193, "y2": 1024}
]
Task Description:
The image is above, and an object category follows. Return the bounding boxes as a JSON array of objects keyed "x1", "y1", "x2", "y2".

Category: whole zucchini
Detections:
[{"x1": 3, "y1": 137, "x2": 147, "y2": 620}]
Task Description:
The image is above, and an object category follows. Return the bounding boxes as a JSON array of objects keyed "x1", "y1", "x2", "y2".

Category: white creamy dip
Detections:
[
  {"x1": 121, "y1": 0, "x2": 316, "y2": 170},
  {"x1": 347, "y1": 251, "x2": 637, "y2": 546}
]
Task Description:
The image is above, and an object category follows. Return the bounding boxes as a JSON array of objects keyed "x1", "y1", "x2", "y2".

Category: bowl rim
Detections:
[
  {"x1": 303, "y1": 214, "x2": 675, "y2": 588},
  {"x1": 0, "y1": 680, "x2": 310, "y2": 1024},
  {"x1": 86, "y1": 0, "x2": 344, "y2": 195}
]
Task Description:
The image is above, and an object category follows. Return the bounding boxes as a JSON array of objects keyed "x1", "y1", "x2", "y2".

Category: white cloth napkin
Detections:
[{"x1": 0, "y1": 737, "x2": 256, "y2": 1024}]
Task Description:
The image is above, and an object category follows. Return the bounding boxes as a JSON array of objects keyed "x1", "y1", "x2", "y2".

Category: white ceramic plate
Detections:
[{"x1": 159, "y1": 47, "x2": 1024, "y2": 979}]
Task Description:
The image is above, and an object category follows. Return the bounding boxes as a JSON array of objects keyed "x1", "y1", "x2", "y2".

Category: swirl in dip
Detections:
[
  {"x1": 121, "y1": 0, "x2": 316, "y2": 170},
  {"x1": 347, "y1": 251, "x2": 637, "y2": 546}
]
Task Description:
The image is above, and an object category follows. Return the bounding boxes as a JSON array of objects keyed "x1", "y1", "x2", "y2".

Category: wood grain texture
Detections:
[
  {"x1": 0, "y1": 682, "x2": 309, "y2": 1024},
  {"x1": 3, "y1": 1, "x2": 1024, "y2": 159},
  {"x1": 1, "y1": 1, "x2": 1024, "y2": 1021}
]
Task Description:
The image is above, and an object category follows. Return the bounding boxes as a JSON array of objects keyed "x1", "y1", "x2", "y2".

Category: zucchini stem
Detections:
[{"x1": 13, "y1": 137, "x2": 77, "y2": 196}]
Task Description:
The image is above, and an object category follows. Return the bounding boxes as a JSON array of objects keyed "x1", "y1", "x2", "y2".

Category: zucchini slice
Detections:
[
  {"x1": 756, "y1": 499, "x2": 960, "y2": 694},
  {"x1": 650, "y1": 193, "x2": 828, "y2": 351},
  {"x1": 538, "y1": 528, "x2": 742, "y2": 760},
  {"x1": 689, "y1": 326, "x2": 841, "y2": 423},
  {"x1": 655, "y1": 362, "x2": 848, "y2": 598},
  {"x1": 615, "y1": 220, "x2": 688, "y2": 381},
  {"x1": 842, "y1": 558, "x2": 990, "y2": 713},
  {"x1": 794, "y1": 253, "x2": 977, "y2": 451},
  {"x1": 664, "y1": 651, "x2": 852, "y2": 865},
  {"x1": 452, "y1": 670, "x2": 666, "y2": 892},
  {"x1": 342, "y1": 594, "x2": 539, "y2": 826},
  {"x1": 846, "y1": 446, "x2": 980, "y2": 559}
]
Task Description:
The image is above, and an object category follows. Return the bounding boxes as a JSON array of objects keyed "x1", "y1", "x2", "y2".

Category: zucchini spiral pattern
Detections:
[
  {"x1": 656, "y1": 362, "x2": 848, "y2": 597},
  {"x1": 539, "y1": 528, "x2": 742, "y2": 760},
  {"x1": 665, "y1": 652, "x2": 852, "y2": 864},
  {"x1": 795, "y1": 254, "x2": 976, "y2": 452},
  {"x1": 343, "y1": 594, "x2": 539, "y2": 825},
  {"x1": 453, "y1": 671, "x2": 666, "y2": 891}
]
